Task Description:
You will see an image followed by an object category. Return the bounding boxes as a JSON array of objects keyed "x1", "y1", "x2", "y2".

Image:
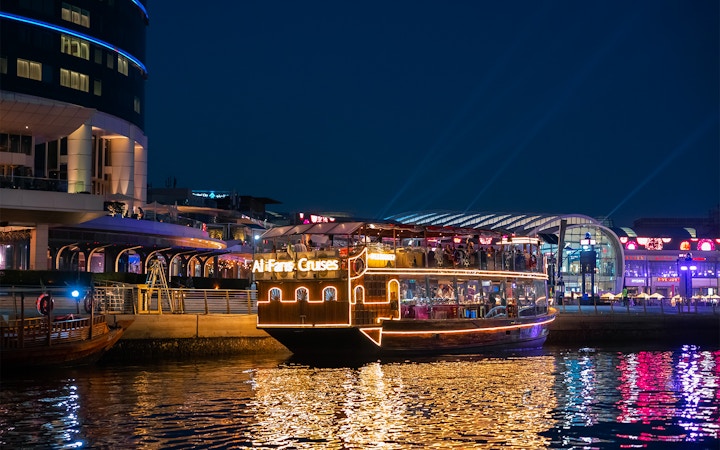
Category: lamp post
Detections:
[
  {"x1": 677, "y1": 252, "x2": 694, "y2": 312},
  {"x1": 579, "y1": 232, "x2": 597, "y2": 305}
]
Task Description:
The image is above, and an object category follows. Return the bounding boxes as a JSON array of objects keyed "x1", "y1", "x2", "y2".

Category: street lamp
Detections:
[
  {"x1": 677, "y1": 252, "x2": 695, "y2": 304},
  {"x1": 579, "y1": 232, "x2": 597, "y2": 304}
]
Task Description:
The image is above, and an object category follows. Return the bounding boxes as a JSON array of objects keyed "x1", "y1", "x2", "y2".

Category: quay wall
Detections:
[
  {"x1": 102, "y1": 313, "x2": 719, "y2": 361},
  {"x1": 546, "y1": 313, "x2": 719, "y2": 346}
]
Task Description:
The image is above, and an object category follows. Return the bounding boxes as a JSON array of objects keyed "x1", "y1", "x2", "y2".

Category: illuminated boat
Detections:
[{"x1": 254, "y1": 222, "x2": 556, "y2": 356}]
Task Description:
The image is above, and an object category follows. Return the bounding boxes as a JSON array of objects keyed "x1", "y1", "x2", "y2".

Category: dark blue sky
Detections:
[{"x1": 145, "y1": 1, "x2": 719, "y2": 226}]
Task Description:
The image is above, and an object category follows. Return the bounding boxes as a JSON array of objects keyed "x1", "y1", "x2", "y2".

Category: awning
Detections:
[{"x1": 261, "y1": 222, "x2": 365, "y2": 239}]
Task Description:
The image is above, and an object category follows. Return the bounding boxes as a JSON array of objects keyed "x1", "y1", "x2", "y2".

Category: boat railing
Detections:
[
  {"x1": 0, "y1": 315, "x2": 107, "y2": 349},
  {"x1": 484, "y1": 306, "x2": 507, "y2": 319}
]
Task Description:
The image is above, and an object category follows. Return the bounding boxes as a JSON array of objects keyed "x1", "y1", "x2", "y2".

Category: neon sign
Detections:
[{"x1": 252, "y1": 258, "x2": 339, "y2": 273}]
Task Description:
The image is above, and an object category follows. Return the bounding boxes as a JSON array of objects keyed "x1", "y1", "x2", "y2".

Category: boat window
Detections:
[
  {"x1": 269, "y1": 287, "x2": 281, "y2": 302},
  {"x1": 323, "y1": 287, "x2": 337, "y2": 302},
  {"x1": 354, "y1": 286, "x2": 364, "y2": 304},
  {"x1": 387, "y1": 279, "x2": 400, "y2": 302},
  {"x1": 295, "y1": 287, "x2": 309, "y2": 301}
]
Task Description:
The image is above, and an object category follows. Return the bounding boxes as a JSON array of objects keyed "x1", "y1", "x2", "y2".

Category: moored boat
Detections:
[
  {"x1": 254, "y1": 221, "x2": 556, "y2": 356},
  {"x1": 0, "y1": 290, "x2": 129, "y2": 370}
]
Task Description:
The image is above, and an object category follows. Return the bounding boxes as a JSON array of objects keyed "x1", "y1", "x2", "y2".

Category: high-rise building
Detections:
[{"x1": 0, "y1": 1, "x2": 149, "y2": 270}]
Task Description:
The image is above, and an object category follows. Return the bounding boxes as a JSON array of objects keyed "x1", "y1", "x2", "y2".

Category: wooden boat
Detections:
[
  {"x1": 254, "y1": 221, "x2": 556, "y2": 356},
  {"x1": 0, "y1": 291, "x2": 128, "y2": 370}
]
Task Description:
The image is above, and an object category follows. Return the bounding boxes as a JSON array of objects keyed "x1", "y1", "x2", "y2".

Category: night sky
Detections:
[{"x1": 145, "y1": 1, "x2": 719, "y2": 226}]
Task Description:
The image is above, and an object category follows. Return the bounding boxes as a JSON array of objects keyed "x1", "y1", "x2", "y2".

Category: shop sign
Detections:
[
  {"x1": 252, "y1": 257, "x2": 340, "y2": 274},
  {"x1": 656, "y1": 277, "x2": 680, "y2": 283},
  {"x1": 625, "y1": 277, "x2": 646, "y2": 286}
]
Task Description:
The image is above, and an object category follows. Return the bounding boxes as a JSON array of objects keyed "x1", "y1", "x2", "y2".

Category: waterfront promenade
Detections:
[{"x1": 2, "y1": 287, "x2": 718, "y2": 360}]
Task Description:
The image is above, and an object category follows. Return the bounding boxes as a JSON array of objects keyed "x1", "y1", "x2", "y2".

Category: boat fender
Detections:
[
  {"x1": 83, "y1": 291, "x2": 94, "y2": 313},
  {"x1": 36, "y1": 293, "x2": 54, "y2": 315}
]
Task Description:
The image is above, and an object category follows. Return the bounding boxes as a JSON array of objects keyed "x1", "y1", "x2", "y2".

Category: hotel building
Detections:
[{"x1": 0, "y1": 1, "x2": 226, "y2": 276}]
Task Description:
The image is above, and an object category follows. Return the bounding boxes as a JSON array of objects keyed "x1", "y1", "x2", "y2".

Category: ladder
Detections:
[{"x1": 145, "y1": 259, "x2": 174, "y2": 313}]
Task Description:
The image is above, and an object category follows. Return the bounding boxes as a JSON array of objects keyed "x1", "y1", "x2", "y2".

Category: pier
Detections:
[{"x1": 2, "y1": 285, "x2": 718, "y2": 361}]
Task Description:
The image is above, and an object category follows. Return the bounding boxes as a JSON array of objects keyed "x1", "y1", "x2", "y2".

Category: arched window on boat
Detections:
[
  {"x1": 323, "y1": 286, "x2": 337, "y2": 302},
  {"x1": 269, "y1": 287, "x2": 281, "y2": 302},
  {"x1": 353, "y1": 285, "x2": 364, "y2": 304},
  {"x1": 295, "y1": 287, "x2": 309, "y2": 302},
  {"x1": 387, "y1": 279, "x2": 400, "y2": 303}
]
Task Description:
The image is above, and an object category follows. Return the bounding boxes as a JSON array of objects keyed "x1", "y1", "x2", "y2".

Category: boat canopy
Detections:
[
  {"x1": 260, "y1": 222, "x2": 366, "y2": 239},
  {"x1": 260, "y1": 221, "x2": 502, "y2": 240}
]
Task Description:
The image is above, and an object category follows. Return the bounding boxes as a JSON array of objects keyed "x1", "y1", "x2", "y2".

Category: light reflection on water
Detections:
[{"x1": 0, "y1": 347, "x2": 717, "y2": 449}]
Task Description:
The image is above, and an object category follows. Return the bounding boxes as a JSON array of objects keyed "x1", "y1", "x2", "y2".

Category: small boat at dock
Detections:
[
  {"x1": 254, "y1": 221, "x2": 556, "y2": 356},
  {"x1": 0, "y1": 290, "x2": 129, "y2": 370}
]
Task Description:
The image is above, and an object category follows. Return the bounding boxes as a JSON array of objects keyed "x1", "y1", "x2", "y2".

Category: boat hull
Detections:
[
  {"x1": 1, "y1": 323, "x2": 126, "y2": 370},
  {"x1": 262, "y1": 313, "x2": 555, "y2": 357}
]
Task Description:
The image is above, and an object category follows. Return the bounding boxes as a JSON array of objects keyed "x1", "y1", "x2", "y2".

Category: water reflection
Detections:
[
  {"x1": 0, "y1": 348, "x2": 717, "y2": 448},
  {"x1": 249, "y1": 356, "x2": 556, "y2": 448}
]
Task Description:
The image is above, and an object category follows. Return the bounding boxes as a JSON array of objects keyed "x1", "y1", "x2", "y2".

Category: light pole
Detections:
[
  {"x1": 677, "y1": 252, "x2": 694, "y2": 312},
  {"x1": 579, "y1": 232, "x2": 597, "y2": 304}
]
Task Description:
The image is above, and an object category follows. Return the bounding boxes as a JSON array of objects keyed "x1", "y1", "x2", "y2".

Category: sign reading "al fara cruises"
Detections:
[{"x1": 252, "y1": 258, "x2": 340, "y2": 274}]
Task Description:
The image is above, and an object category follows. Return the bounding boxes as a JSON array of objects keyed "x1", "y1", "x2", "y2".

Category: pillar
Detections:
[
  {"x1": 29, "y1": 224, "x2": 49, "y2": 270},
  {"x1": 134, "y1": 143, "x2": 147, "y2": 203},
  {"x1": 67, "y1": 124, "x2": 92, "y2": 193},
  {"x1": 110, "y1": 136, "x2": 135, "y2": 199}
]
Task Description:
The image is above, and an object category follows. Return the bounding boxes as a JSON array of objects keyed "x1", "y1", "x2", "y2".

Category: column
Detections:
[
  {"x1": 29, "y1": 224, "x2": 49, "y2": 270},
  {"x1": 110, "y1": 137, "x2": 135, "y2": 199},
  {"x1": 67, "y1": 124, "x2": 92, "y2": 193}
]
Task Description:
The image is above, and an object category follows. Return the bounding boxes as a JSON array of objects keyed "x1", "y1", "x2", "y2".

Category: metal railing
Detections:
[
  {"x1": 0, "y1": 285, "x2": 257, "y2": 317},
  {"x1": 554, "y1": 297, "x2": 718, "y2": 316},
  {"x1": 93, "y1": 285, "x2": 257, "y2": 315}
]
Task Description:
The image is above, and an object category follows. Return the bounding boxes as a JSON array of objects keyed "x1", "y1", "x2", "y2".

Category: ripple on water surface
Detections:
[{"x1": 0, "y1": 346, "x2": 717, "y2": 448}]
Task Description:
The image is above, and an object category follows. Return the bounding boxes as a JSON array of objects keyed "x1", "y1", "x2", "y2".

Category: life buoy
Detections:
[
  {"x1": 352, "y1": 258, "x2": 365, "y2": 276},
  {"x1": 36, "y1": 293, "x2": 54, "y2": 315}
]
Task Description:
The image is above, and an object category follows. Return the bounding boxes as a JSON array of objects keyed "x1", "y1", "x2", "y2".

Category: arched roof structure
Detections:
[{"x1": 385, "y1": 211, "x2": 601, "y2": 237}]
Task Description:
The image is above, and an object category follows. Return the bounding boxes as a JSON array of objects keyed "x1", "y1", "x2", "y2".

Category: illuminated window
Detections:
[
  {"x1": 269, "y1": 287, "x2": 281, "y2": 301},
  {"x1": 133, "y1": 97, "x2": 141, "y2": 113},
  {"x1": 60, "y1": 68, "x2": 89, "y2": 92},
  {"x1": 295, "y1": 287, "x2": 309, "y2": 301},
  {"x1": 323, "y1": 287, "x2": 337, "y2": 302},
  {"x1": 106, "y1": 53, "x2": 114, "y2": 70},
  {"x1": 94, "y1": 80, "x2": 102, "y2": 96},
  {"x1": 118, "y1": 55, "x2": 129, "y2": 76},
  {"x1": 353, "y1": 286, "x2": 364, "y2": 304},
  {"x1": 61, "y1": 34, "x2": 90, "y2": 60},
  {"x1": 62, "y1": 3, "x2": 90, "y2": 28},
  {"x1": 17, "y1": 58, "x2": 42, "y2": 81}
]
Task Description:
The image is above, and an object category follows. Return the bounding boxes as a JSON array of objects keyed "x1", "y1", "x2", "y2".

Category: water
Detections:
[{"x1": 1, "y1": 345, "x2": 718, "y2": 449}]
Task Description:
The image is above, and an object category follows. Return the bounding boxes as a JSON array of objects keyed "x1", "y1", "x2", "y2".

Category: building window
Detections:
[
  {"x1": 17, "y1": 58, "x2": 42, "y2": 81},
  {"x1": 94, "y1": 49, "x2": 103, "y2": 64},
  {"x1": 118, "y1": 55, "x2": 129, "y2": 76},
  {"x1": 106, "y1": 53, "x2": 114, "y2": 70},
  {"x1": 133, "y1": 97, "x2": 141, "y2": 113},
  {"x1": 61, "y1": 34, "x2": 89, "y2": 60},
  {"x1": 94, "y1": 80, "x2": 102, "y2": 96},
  {"x1": 60, "y1": 68, "x2": 89, "y2": 92},
  {"x1": 0, "y1": 57, "x2": 7, "y2": 74},
  {"x1": 62, "y1": 3, "x2": 90, "y2": 28}
]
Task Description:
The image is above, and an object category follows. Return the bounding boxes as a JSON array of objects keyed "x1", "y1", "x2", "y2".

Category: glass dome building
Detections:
[{"x1": 386, "y1": 211, "x2": 625, "y2": 301}]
